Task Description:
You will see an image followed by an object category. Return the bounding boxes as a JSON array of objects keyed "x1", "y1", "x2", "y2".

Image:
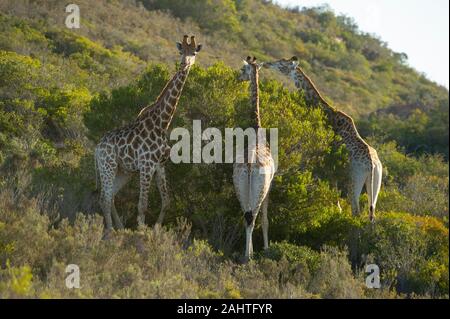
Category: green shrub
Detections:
[
  {"x1": 309, "y1": 246, "x2": 364, "y2": 299},
  {"x1": 0, "y1": 262, "x2": 34, "y2": 298},
  {"x1": 359, "y1": 212, "x2": 449, "y2": 297},
  {"x1": 0, "y1": 191, "x2": 369, "y2": 299},
  {"x1": 263, "y1": 241, "x2": 320, "y2": 269}
]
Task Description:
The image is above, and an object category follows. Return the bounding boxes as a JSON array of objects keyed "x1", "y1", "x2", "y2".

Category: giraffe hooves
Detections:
[
  {"x1": 136, "y1": 223, "x2": 147, "y2": 234},
  {"x1": 115, "y1": 221, "x2": 124, "y2": 230},
  {"x1": 137, "y1": 215, "x2": 146, "y2": 227},
  {"x1": 241, "y1": 255, "x2": 252, "y2": 264},
  {"x1": 153, "y1": 222, "x2": 163, "y2": 231},
  {"x1": 102, "y1": 229, "x2": 114, "y2": 240}
]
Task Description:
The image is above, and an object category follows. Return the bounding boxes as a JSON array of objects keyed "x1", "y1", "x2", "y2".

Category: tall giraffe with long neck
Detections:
[
  {"x1": 234, "y1": 57, "x2": 275, "y2": 261},
  {"x1": 95, "y1": 35, "x2": 202, "y2": 232},
  {"x1": 264, "y1": 57, "x2": 382, "y2": 222}
]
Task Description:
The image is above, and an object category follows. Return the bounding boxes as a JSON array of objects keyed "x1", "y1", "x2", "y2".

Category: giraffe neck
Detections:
[
  {"x1": 288, "y1": 67, "x2": 368, "y2": 156},
  {"x1": 334, "y1": 116, "x2": 367, "y2": 157},
  {"x1": 250, "y1": 67, "x2": 261, "y2": 129},
  {"x1": 138, "y1": 65, "x2": 191, "y2": 129},
  {"x1": 291, "y1": 67, "x2": 334, "y2": 113}
]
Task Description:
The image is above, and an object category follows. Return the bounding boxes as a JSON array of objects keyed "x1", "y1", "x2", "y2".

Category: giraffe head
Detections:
[
  {"x1": 238, "y1": 56, "x2": 262, "y2": 82},
  {"x1": 176, "y1": 35, "x2": 202, "y2": 69},
  {"x1": 263, "y1": 56, "x2": 299, "y2": 75}
]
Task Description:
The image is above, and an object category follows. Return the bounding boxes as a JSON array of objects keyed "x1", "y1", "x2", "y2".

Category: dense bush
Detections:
[
  {"x1": 368, "y1": 141, "x2": 449, "y2": 221},
  {"x1": 0, "y1": 192, "x2": 363, "y2": 299},
  {"x1": 359, "y1": 103, "x2": 449, "y2": 159},
  {"x1": 359, "y1": 212, "x2": 449, "y2": 297}
]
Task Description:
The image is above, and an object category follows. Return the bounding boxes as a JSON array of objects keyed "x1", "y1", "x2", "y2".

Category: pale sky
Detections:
[{"x1": 275, "y1": 0, "x2": 449, "y2": 89}]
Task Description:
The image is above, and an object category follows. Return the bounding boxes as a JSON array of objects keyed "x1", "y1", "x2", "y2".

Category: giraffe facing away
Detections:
[
  {"x1": 263, "y1": 56, "x2": 382, "y2": 222},
  {"x1": 234, "y1": 57, "x2": 275, "y2": 261},
  {"x1": 95, "y1": 35, "x2": 202, "y2": 232}
]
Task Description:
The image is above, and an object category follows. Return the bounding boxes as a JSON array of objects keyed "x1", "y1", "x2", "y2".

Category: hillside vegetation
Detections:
[
  {"x1": 1, "y1": 0, "x2": 448, "y2": 116},
  {"x1": 0, "y1": 0, "x2": 448, "y2": 298}
]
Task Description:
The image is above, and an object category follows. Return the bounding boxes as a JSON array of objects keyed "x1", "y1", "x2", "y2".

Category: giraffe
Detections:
[
  {"x1": 95, "y1": 35, "x2": 202, "y2": 232},
  {"x1": 234, "y1": 56, "x2": 275, "y2": 261},
  {"x1": 263, "y1": 56, "x2": 382, "y2": 222}
]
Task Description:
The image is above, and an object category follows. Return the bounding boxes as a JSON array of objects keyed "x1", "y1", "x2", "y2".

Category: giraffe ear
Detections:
[
  {"x1": 242, "y1": 60, "x2": 249, "y2": 65},
  {"x1": 196, "y1": 44, "x2": 203, "y2": 52}
]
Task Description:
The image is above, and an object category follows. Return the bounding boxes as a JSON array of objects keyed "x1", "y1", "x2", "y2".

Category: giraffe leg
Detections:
[
  {"x1": 261, "y1": 195, "x2": 269, "y2": 250},
  {"x1": 99, "y1": 172, "x2": 115, "y2": 233},
  {"x1": 111, "y1": 205, "x2": 123, "y2": 230},
  {"x1": 350, "y1": 167, "x2": 367, "y2": 216},
  {"x1": 372, "y1": 162, "x2": 383, "y2": 212},
  {"x1": 366, "y1": 162, "x2": 383, "y2": 222},
  {"x1": 244, "y1": 205, "x2": 261, "y2": 262},
  {"x1": 233, "y1": 164, "x2": 252, "y2": 262},
  {"x1": 334, "y1": 180, "x2": 343, "y2": 213},
  {"x1": 349, "y1": 165, "x2": 368, "y2": 265},
  {"x1": 137, "y1": 167, "x2": 155, "y2": 227},
  {"x1": 95, "y1": 147, "x2": 117, "y2": 234},
  {"x1": 100, "y1": 188, "x2": 113, "y2": 232},
  {"x1": 244, "y1": 220, "x2": 255, "y2": 263},
  {"x1": 155, "y1": 165, "x2": 170, "y2": 225},
  {"x1": 111, "y1": 171, "x2": 131, "y2": 229}
]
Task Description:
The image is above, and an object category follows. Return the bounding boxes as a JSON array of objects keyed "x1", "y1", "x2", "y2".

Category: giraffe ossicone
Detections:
[{"x1": 95, "y1": 35, "x2": 202, "y2": 233}]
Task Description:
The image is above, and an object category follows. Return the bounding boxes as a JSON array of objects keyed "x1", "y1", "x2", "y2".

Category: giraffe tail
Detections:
[{"x1": 369, "y1": 164, "x2": 375, "y2": 222}]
